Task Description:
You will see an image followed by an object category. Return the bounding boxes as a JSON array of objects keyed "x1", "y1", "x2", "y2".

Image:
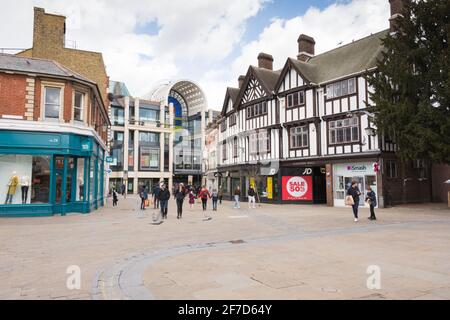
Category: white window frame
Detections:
[
  {"x1": 41, "y1": 81, "x2": 65, "y2": 122},
  {"x1": 290, "y1": 125, "x2": 309, "y2": 149},
  {"x1": 329, "y1": 118, "x2": 360, "y2": 145},
  {"x1": 73, "y1": 90, "x2": 86, "y2": 123}
]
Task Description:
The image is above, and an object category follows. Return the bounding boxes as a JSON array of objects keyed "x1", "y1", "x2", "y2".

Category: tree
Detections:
[{"x1": 367, "y1": 0, "x2": 450, "y2": 164}]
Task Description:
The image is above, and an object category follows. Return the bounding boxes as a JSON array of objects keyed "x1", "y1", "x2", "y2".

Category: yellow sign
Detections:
[
  {"x1": 250, "y1": 178, "x2": 255, "y2": 189},
  {"x1": 267, "y1": 177, "x2": 273, "y2": 199}
]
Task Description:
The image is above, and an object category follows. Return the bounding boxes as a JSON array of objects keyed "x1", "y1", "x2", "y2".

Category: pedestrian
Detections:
[
  {"x1": 346, "y1": 181, "x2": 361, "y2": 222},
  {"x1": 121, "y1": 183, "x2": 126, "y2": 198},
  {"x1": 218, "y1": 185, "x2": 223, "y2": 204},
  {"x1": 234, "y1": 186, "x2": 241, "y2": 209},
  {"x1": 198, "y1": 186, "x2": 211, "y2": 211},
  {"x1": 211, "y1": 189, "x2": 219, "y2": 211},
  {"x1": 248, "y1": 185, "x2": 256, "y2": 209},
  {"x1": 366, "y1": 187, "x2": 377, "y2": 221},
  {"x1": 175, "y1": 183, "x2": 186, "y2": 219},
  {"x1": 112, "y1": 188, "x2": 118, "y2": 207},
  {"x1": 188, "y1": 190, "x2": 196, "y2": 209},
  {"x1": 139, "y1": 186, "x2": 148, "y2": 210},
  {"x1": 152, "y1": 184, "x2": 161, "y2": 209},
  {"x1": 158, "y1": 184, "x2": 171, "y2": 220}
]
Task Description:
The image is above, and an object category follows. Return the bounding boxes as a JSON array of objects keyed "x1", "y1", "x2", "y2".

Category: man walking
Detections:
[
  {"x1": 248, "y1": 185, "x2": 256, "y2": 209},
  {"x1": 234, "y1": 186, "x2": 241, "y2": 209},
  {"x1": 218, "y1": 185, "x2": 223, "y2": 204},
  {"x1": 152, "y1": 184, "x2": 161, "y2": 209},
  {"x1": 158, "y1": 184, "x2": 171, "y2": 220}
]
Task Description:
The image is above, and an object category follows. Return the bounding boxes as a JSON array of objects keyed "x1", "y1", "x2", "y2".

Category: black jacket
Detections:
[
  {"x1": 175, "y1": 189, "x2": 186, "y2": 201},
  {"x1": 248, "y1": 188, "x2": 255, "y2": 197},
  {"x1": 158, "y1": 189, "x2": 171, "y2": 201},
  {"x1": 366, "y1": 190, "x2": 377, "y2": 207},
  {"x1": 347, "y1": 186, "x2": 361, "y2": 202}
]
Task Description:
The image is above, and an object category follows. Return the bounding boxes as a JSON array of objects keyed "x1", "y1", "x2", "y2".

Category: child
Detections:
[
  {"x1": 188, "y1": 190, "x2": 196, "y2": 209},
  {"x1": 366, "y1": 187, "x2": 377, "y2": 220}
]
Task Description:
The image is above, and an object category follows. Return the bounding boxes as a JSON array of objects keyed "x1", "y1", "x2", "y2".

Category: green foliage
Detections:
[{"x1": 367, "y1": 0, "x2": 450, "y2": 164}]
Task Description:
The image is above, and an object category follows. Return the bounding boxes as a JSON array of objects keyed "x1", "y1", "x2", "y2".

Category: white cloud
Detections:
[
  {"x1": 214, "y1": 0, "x2": 390, "y2": 108},
  {"x1": 0, "y1": 0, "x2": 391, "y2": 110}
]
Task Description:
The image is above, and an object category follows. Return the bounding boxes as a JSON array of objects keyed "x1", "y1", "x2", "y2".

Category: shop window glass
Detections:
[
  {"x1": 45, "y1": 87, "x2": 61, "y2": 119},
  {"x1": 0, "y1": 155, "x2": 51, "y2": 205},
  {"x1": 76, "y1": 158, "x2": 85, "y2": 201},
  {"x1": 139, "y1": 147, "x2": 160, "y2": 171},
  {"x1": 74, "y1": 91, "x2": 84, "y2": 121}
]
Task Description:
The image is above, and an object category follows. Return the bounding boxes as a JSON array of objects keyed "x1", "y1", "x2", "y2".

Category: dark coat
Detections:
[
  {"x1": 175, "y1": 189, "x2": 186, "y2": 201},
  {"x1": 347, "y1": 186, "x2": 361, "y2": 203},
  {"x1": 366, "y1": 190, "x2": 377, "y2": 207},
  {"x1": 158, "y1": 189, "x2": 171, "y2": 201},
  {"x1": 248, "y1": 187, "x2": 256, "y2": 197}
]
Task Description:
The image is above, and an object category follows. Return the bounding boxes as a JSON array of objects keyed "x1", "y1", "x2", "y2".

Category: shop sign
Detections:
[
  {"x1": 282, "y1": 176, "x2": 313, "y2": 201},
  {"x1": 105, "y1": 156, "x2": 114, "y2": 163},
  {"x1": 346, "y1": 165, "x2": 368, "y2": 172}
]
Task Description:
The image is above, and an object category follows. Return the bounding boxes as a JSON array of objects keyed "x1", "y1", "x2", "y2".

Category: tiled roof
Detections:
[
  {"x1": 251, "y1": 66, "x2": 282, "y2": 93},
  {"x1": 0, "y1": 54, "x2": 93, "y2": 83}
]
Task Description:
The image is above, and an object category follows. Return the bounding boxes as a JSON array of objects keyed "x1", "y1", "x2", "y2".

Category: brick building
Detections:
[
  {"x1": 0, "y1": 54, "x2": 110, "y2": 216},
  {"x1": 17, "y1": 7, "x2": 109, "y2": 105}
]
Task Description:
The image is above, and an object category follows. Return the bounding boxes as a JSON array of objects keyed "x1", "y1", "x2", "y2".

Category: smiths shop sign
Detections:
[{"x1": 347, "y1": 165, "x2": 368, "y2": 172}]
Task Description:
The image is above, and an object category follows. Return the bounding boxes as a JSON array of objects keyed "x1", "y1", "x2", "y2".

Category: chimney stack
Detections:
[
  {"x1": 389, "y1": 0, "x2": 406, "y2": 33},
  {"x1": 238, "y1": 75, "x2": 245, "y2": 88},
  {"x1": 257, "y1": 53, "x2": 274, "y2": 70},
  {"x1": 297, "y1": 34, "x2": 315, "y2": 62}
]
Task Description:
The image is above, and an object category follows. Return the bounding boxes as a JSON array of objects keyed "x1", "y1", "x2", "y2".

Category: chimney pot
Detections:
[
  {"x1": 257, "y1": 52, "x2": 274, "y2": 70},
  {"x1": 297, "y1": 34, "x2": 315, "y2": 62}
]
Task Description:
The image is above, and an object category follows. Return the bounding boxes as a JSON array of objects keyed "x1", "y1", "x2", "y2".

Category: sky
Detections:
[{"x1": 0, "y1": 0, "x2": 391, "y2": 110}]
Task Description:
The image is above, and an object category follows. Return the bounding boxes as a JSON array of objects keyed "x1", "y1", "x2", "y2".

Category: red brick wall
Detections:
[
  {"x1": 0, "y1": 73, "x2": 26, "y2": 117},
  {"x1": 63, "y1": 82, "x2": 73, "y2": 123}
]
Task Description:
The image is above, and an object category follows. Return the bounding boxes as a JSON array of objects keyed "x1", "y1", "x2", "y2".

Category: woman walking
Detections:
[
  {"x1": 139, "y1": 186, "x2": 148, "y2": 210},
  {"x1": 175, "y1": 183, "x2": 186, "y2": 219},
  {"x1": 211, "y1": 189, "x2": 219, "y2": 211},
  {"x1": 366, "y1": 187, "x2": 377, "y2": 221},
  {"x1": 234, "y1": 186, "x2": 241, "y2": 209},
  {"x1": 188, "y1": 190, "x2": 196, "y2": 209},
  {"x1": 346, "y1": 181, "x2": 361, "y2": 222},
  {"x1": 112, "y1": 188, "x2": 118, "y2": 207},
  {"x1": 218, "y1": 185, "x2": 223, "y2": 204},
  {"x1": 198, "y1": 186, "x2": 211, "y2": 211}
]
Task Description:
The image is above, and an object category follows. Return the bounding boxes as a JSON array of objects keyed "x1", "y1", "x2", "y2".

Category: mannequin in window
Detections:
[
  {"x1": 78, "y1": 179, "x2": 84, "y2": 201},
  {"x1": 5, "y1": 171, "x2": 19, "y2": 204},
  {"x1": 20, "y1": 175, "x2": 30, "y2": 204}
]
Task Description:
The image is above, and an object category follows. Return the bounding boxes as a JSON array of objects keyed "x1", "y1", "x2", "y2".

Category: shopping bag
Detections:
[
  {"x1": 145, "y1": 200, "x2": 150, "y2": 207},
  {"x1": 345, "y1": 195, "x2": 354, "y2": 206}
]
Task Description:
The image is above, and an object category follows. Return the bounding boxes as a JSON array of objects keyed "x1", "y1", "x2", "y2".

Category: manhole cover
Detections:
[{"x1": 230, "y1": 240, "x2": 246, "y2": 244}]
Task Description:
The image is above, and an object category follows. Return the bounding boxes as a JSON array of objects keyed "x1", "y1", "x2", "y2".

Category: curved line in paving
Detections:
[{"x1": 91, "y1": 220, "x2": 449, "y2": 300}]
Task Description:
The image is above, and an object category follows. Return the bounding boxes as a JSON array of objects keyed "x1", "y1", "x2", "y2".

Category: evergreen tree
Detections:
[{"x1": 367, "y1": 0, "x2": 449, "y2": 164}]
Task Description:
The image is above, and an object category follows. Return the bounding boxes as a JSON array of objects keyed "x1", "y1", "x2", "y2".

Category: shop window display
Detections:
[{"x1": 0, "y1": 155, "x2": 50, "y2": 205}]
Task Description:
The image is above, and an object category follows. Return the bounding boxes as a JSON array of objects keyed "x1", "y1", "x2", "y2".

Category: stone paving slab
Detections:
[{"x1": 0, "y1": 196, "x2": 449, "y2": 300}]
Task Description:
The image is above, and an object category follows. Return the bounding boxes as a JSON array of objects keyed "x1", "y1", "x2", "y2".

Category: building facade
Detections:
[
  {"x1": 107, "y1": 81, "x2": 173, "y2": 195},
  {"x1": 107, "y1": 80, "x2": 216, "y2": 194},
  {"x1": 217, "y1": 0, "x2": 432, "y2": 208},
  {"x1": 0, "y1": 54, "x2": 110, "y2": 217}
]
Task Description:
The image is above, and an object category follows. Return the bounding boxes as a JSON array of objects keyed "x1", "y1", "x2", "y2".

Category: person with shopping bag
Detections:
[
  {"x1": 139, "y1": 186, "x2": 149, "y2": 210},
  {"x1": 346, "y1": 181, "x2": 361, "y2": 222}
]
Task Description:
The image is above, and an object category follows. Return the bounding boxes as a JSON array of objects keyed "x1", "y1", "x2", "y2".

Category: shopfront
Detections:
[
  {"x1": 0, "y1": 130, "x2": 106, "y2": 217},
  {"x1": 333, "y1": 162, "x2": 378, "y2": 208},
  {"x1": 280, "y1": 166, "x2": 327, "y2": 204}
]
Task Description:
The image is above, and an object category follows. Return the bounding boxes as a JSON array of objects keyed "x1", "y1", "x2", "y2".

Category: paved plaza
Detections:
[{"x1": 0, "y1": 196, "x2": 449, "y2": 300}]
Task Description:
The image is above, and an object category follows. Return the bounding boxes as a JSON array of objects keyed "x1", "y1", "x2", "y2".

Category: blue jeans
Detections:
[
  {"x1": 212, "y1": 197, "x2": 218, "y2": 210},
  {"x1": 160, "y1": 200, "x2": 168, "y2": 218},
  {"x1": 234, "y1": 195, "x2": 240, "y2": 208}
]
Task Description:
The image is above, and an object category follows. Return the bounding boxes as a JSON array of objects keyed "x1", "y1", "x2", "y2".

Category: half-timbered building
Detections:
[{"x1": 217, "y1": 0, "x2": 432, "y2": 207}]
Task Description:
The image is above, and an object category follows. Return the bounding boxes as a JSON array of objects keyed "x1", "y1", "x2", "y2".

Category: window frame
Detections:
[
  {"x1": 73, "y1": 90, "x2": 86, "y2": 122},
  {"x1": 325, "y1": 78, "x2": 357, "y2": 101},
  {"x1": 290, "y1": 125, "x2": 309, "y2": 149},
  {"x1": 41, "y1": 82, "x2": 65, "y2": 122},
  {"x1": 328, "y1": 117, "x2": 360, "y2": 145}
]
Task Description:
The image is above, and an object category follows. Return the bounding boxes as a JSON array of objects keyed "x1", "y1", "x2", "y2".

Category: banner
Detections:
[
  {"x1": 267, "y1": 177, "x2": 273, "y2": 200},
  {"x1": 282, "y1": 176, "x2": 313, "y2": 201}
]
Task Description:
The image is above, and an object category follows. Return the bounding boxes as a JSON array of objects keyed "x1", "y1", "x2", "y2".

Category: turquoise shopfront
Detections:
[{"x1": 0, "y1": 130, "x2": 106, "y2": 217}]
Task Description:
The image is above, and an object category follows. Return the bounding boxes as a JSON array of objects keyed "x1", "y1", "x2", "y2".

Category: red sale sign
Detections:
[{"x1": 282, "y1": 176, "x2": 313, "y2": 201}]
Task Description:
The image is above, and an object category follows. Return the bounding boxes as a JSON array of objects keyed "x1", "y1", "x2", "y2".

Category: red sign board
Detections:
[{"x1": 282, "y1": 176, "x2": 313, "y2": 201}]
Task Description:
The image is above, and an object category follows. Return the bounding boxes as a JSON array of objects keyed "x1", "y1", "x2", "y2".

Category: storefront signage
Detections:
[
  {"x1": 267, "y1": 177, "x2": 273, "y2": 200},
  {"x1": 346, "y1": 165, "x2": 368, "y2": 172},
  {"x1": 282, "y1": 176, "x2": 313, "y2": 201},
  {"x1": 105, "y1": 156, "x2": 114, "y2": 163},
  {"x1": 302, "y1": 168, "x2": 313, "y2": 175}
]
